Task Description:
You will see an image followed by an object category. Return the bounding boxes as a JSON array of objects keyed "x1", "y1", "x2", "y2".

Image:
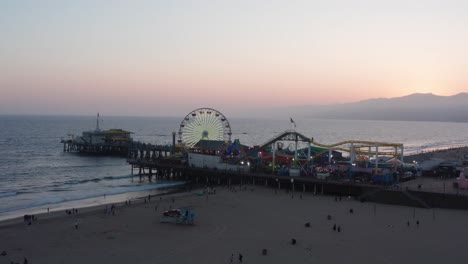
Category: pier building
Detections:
[{"x1": 61, "y1": 114, "x2": 133, "y2": 155}]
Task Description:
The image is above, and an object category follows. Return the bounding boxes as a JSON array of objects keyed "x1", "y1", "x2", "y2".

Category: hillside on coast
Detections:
[{"x1": 243, "y1": 93, "x2": 468, "y2": 123}]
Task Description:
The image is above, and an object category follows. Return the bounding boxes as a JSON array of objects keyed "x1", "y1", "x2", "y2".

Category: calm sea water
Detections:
[{"x1": 1, "y1": 115, "x2": 468, "y2": 218}]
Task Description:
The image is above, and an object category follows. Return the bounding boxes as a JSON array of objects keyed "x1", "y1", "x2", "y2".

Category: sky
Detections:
[{"x1": 1, "y1": 0, "x2": 468, "y2": 117}]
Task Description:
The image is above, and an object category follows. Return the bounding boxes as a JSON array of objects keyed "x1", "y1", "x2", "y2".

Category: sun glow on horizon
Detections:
[{"x1": 1, "y1": 0, "x2": 467, "y2": 116}]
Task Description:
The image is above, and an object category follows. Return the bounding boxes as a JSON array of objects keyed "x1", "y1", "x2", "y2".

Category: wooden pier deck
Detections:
[{"x1": 128, "y1": 154, "x2": 468, "y2": 211}]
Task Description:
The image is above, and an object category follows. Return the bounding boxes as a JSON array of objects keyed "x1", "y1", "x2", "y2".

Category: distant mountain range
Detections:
[{"x1": 244, "y1": 93, "x2": 468, "y2": 122}]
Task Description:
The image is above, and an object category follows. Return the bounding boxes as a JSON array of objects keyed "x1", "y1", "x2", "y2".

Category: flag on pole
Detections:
[{"x1": 290, "y1": 117, "x2": 296, "y2": 128}]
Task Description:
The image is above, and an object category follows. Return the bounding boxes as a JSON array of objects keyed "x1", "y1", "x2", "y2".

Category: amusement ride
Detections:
[
  {"x1": 175, "y1": 107, "x2": 406, "y2": 184},
  {"x1": 178, "y1": 108, "x2": 232, "y2": 148}
]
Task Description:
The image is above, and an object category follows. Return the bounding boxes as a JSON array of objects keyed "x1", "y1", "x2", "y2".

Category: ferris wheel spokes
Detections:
[{"x1": 178, "y1": 108, "x2": 231, "y2": 148}]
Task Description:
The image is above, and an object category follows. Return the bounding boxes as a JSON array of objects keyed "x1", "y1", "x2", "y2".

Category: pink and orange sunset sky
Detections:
[{"x1": 1, "y1": 0, "x2": 467, "y2": 117}]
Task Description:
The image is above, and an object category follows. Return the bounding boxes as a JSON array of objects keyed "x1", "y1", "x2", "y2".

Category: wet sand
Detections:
[{"x1": 1, "y1": 186, "x2": 467, "y2": 264}]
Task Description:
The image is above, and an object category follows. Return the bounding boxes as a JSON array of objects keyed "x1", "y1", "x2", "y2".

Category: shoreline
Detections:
[
  {"x1": 406, "y1": 146, "x2": 468, "y2": 165},
  {"x1": 1, "y1": 146, "x2": 466, "y2": 225},
  {"x1": 1, "y1": 185, "x2": 468, "y2": 264},
  {"x1": 0, "y1": 183, "x2": 190, "y2": 226}
]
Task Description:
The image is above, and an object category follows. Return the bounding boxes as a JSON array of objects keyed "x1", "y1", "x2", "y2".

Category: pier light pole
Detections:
[
  {"x1": 400, "y1": 145, "x2": 404, "y2": 164},
  {"x1": 171, "y1": 132, "x2": 176, "y2": 156},
  {"x1": 294, "y1": 136, "x2": 298, "y2": 169},
  {"x1": 291, "y1": 178, "x2": 294, "y2": 197},
  {"x1": 375, "y1": 144, "x2": 379, "y2": 175},
  {"x1": 272, "y1": 143, "x2": 276, "y2": 174},
  {"x1": 368, "y1": 146, "x2": 371, "y2": 167}
]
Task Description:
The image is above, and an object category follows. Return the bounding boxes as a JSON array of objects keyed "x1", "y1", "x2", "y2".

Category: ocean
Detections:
[{"x1": 1, "y1": 115, "x2": 468, "y2": 220}]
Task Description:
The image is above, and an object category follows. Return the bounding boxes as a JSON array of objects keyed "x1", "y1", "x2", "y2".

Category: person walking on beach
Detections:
[
  {"x1": 230, "y1": 253, "x2": 233, "y2": 263},
  {"x1": 74, "y1": 219, "x2": 79, "y2": 229},
  {"x1": 239, "y1": 253, "x2": 243, "y2": 263}
]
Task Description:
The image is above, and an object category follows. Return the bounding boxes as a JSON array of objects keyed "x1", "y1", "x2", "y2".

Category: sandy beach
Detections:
[
  {"x1": 1, "y1": 184, "x2": 468, "y2": 264},
  {"x1": 408, "y1": 146, "x2": 468, "y2": 164}
]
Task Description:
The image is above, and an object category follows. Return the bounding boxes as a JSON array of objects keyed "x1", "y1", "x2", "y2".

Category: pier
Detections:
[
  {"x1": 127, "y1": 140, "x2": 186, "y2": 182},
  {"x1": 63, "y1": 109, "x2": 468, "y2": 211},
  {"x1": 127, "y1": 158, "x2": 468, "y2": 211}
]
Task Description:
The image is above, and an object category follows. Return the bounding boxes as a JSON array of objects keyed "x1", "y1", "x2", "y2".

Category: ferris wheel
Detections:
[{"x1": 178, "y1": 108, "x2": 232, "y2": 148}]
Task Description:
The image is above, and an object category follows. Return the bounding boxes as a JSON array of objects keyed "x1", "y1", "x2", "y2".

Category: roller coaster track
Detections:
[
  {"x1": 242, "y1": 130, "x2": 403, "y2": 160},
  {"x1": 311, "y1": 140, "x2": 403, "y2": 159},
  {"x1": 312, "y1": 140, "x2": 403, "y2": 149},
  {"x1": 243, "y1": 130, "x2": 312, "y2": 159}
]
